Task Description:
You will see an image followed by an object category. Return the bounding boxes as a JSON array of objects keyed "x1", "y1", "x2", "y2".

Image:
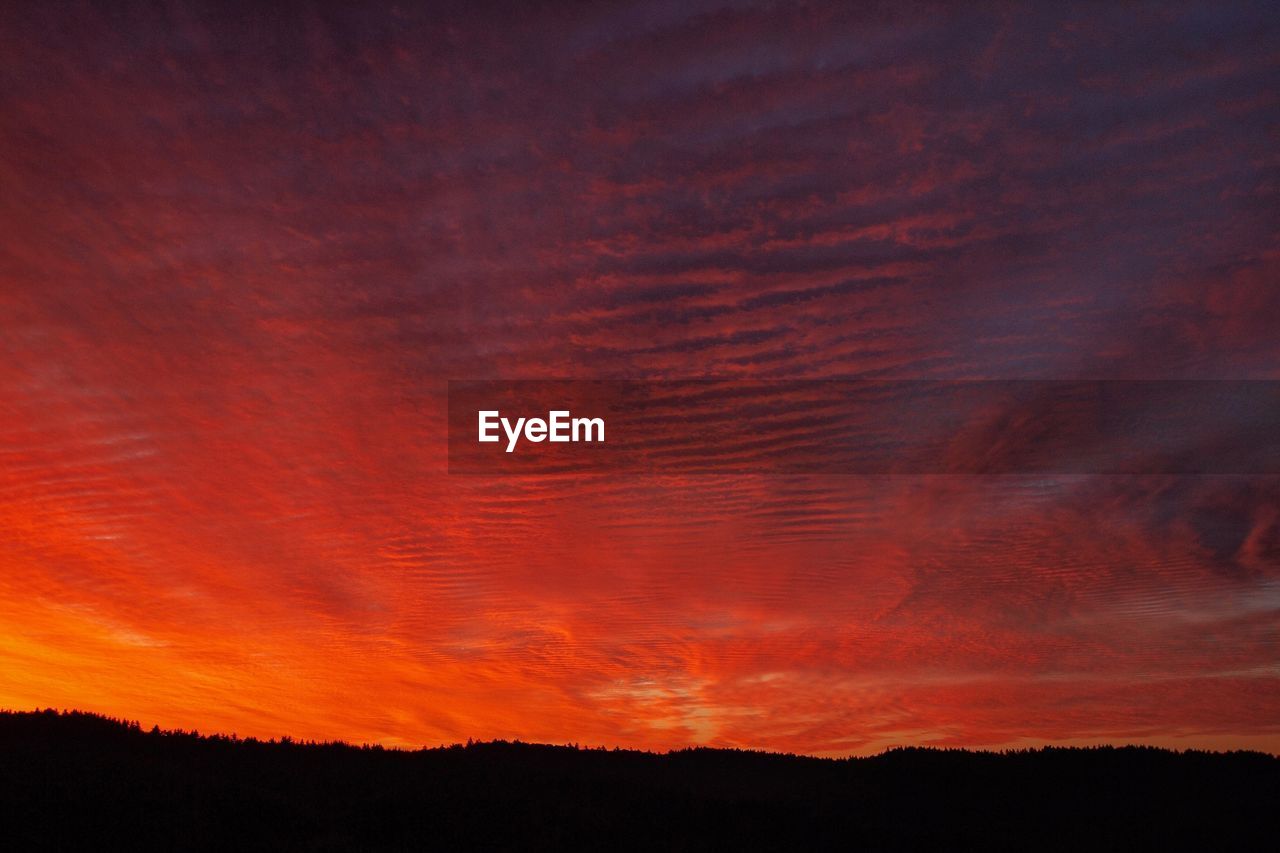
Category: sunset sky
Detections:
[{"x1": 1, "y1": 1, "x2": 1278, "y2": 755}]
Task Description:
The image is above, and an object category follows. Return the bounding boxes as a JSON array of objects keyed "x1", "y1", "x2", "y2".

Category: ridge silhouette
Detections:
[{"x1": 2, "y1": 709, "x2": 1275, "y2": 851}]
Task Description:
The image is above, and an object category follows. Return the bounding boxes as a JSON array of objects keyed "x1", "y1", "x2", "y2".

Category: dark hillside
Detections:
[{"x1": 1, "y1": 710, "x2": 1275, "y2": 851}]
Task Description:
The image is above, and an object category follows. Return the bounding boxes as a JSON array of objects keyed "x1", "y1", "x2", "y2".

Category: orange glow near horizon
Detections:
[{"x1": 1, "y1": 1, "x2": 1278, "y2": 756}]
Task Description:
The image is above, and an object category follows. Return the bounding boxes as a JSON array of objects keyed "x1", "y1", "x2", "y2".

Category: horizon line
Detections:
[{"x1": 7, "y1": 707, "x2": 1277, "y2": 761}]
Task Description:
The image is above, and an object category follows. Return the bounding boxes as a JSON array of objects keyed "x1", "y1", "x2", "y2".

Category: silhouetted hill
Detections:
[{"x1": 1, "y1": 710, "x2": 1276, "y2": 851}]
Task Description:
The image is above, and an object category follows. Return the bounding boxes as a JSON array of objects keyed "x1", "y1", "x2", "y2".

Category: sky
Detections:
[{"x1": 0, "y1": 0, "x2": 1277, "y2": 755}]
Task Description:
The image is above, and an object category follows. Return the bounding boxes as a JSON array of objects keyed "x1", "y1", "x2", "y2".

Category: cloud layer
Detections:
[{"x1": 0, "y1": 0, "x2": 1277, "y2": 753}]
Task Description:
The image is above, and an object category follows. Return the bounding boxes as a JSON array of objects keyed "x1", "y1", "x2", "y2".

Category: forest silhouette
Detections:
[{"x1": 1, "y1": 709, "x2": 1275, "y2": 850}]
